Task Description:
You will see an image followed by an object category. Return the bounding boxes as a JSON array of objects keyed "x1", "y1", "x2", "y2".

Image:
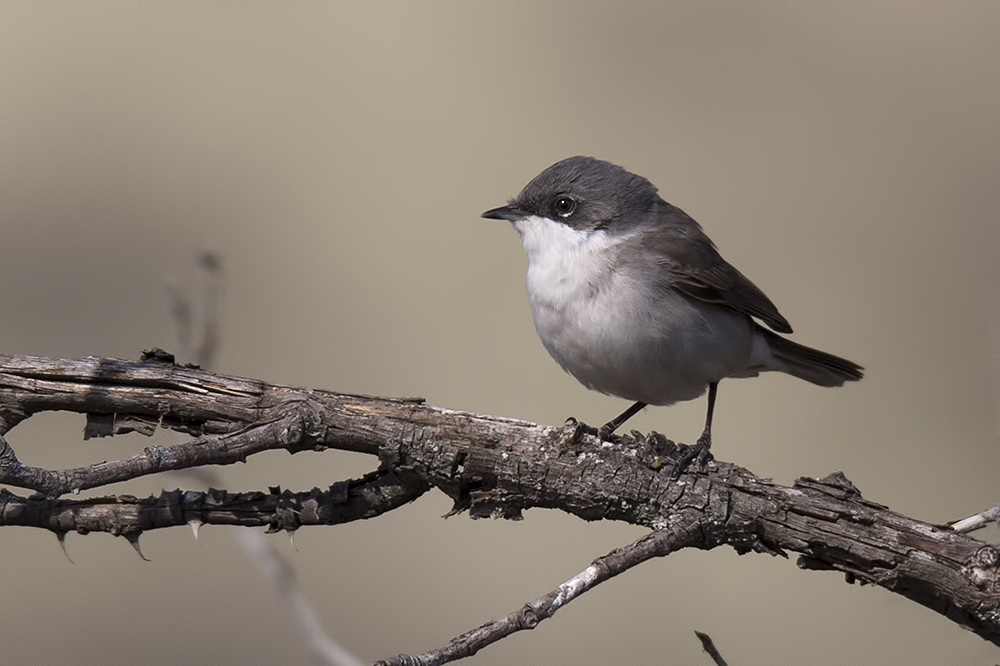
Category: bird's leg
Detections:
[
  {"x1": 672, "y1": 382, "x2": 718, "y2": 477},
  {"x1": 597, "y1": 401, "x2": 647, "y2": 440}
]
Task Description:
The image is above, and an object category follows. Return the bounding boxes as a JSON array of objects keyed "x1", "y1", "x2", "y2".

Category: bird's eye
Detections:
[{"x1": 553, "y1": 195, "x2": 576, "y2": 218}]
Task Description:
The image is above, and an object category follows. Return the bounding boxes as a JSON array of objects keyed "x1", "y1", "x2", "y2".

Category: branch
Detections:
[
  {"x1": 952, "y1": 504, "x2": 1000, "y2": 534},
  {"x1": 233, "y1": 524, "x2": 366, "y2": 666},
  {"x1": 376, "y1": 524, "x2": 705, "y2": 666},
  {"x1": 0, "y1": 468, "x2": 428, "y2": 534},
  {"x1": 694, "y1": 631, "x2": 729, "y2": 666},
  {"x1": 167, "y1": 256, "x2": 364, "y2": 666},
  {"x1": 1, "y1": 353, "x2": 998, "y2": 656}
]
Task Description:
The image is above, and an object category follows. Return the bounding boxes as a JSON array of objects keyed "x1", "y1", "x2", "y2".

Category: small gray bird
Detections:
[{"x1": 483, "y1": 156, "x2": 862, "y2": 469}]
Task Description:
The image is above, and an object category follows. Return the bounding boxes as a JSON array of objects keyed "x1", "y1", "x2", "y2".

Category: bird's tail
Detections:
[{"x1": 758, "y1": 328, "x2": 864, "y2": 387}]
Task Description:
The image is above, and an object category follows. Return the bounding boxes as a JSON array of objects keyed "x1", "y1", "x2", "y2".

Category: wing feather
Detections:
[{"x1": 630, "y1": 201, "x2": 793, "y2": 334}]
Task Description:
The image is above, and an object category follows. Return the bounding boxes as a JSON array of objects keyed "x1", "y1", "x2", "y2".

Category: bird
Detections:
[{"x1": 482, "y1": 156, "x2": 862, "y2": 471}]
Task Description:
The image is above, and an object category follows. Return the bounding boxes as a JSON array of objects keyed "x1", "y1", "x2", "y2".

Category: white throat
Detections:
[{"x1": 512, "y1": 215, "x2": 617, "y2": 309}]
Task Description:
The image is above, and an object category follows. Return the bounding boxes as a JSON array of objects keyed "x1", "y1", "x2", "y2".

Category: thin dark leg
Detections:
[
  {"x1": 672, "y1": 381, "x2": 718, "y2": 478},
  {"x1": 598, "y1": 401, "x2": 647, "y2": 440},
  {"x1": 698, "y1": 381, "x2": 718, "y2": 445}
]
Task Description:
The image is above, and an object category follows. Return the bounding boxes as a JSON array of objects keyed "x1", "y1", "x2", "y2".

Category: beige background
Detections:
[{"x1": 1, "y1": 3, "x2": 999, "y2": 664}]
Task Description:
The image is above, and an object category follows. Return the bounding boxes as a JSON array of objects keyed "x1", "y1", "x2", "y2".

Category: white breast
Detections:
[{"x1": 511, "y1": 214, "x2": 758, "y2": 405}]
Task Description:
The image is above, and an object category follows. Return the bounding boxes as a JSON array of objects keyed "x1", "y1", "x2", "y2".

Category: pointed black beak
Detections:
[{"x1": 481, "y1": 204, "x2": 527, "y2": 221}]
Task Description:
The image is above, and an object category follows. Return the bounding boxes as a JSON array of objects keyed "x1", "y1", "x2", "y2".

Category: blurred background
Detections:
[{"x1": 1, "y1": 3, "x2": 998, "y2": 664}]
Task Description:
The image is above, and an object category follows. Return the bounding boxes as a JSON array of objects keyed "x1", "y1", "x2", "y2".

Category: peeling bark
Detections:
[{"x1": 1, "y1": 352, "x2": 998, "y2": 657}]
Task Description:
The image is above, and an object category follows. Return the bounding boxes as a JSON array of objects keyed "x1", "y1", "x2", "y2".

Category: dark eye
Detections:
[{"x1": 553, "y1": 195, "x2": 576, "y2": 218}]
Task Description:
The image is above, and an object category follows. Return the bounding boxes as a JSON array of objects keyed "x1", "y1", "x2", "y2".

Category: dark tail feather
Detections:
[{"x1": 759, "y1": 328, "x2": 864, "y2": 387}]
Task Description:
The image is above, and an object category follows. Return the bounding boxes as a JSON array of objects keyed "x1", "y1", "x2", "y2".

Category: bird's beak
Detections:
[{"x1": 481, "y1": 204, "x2": 526, "y2": 221}]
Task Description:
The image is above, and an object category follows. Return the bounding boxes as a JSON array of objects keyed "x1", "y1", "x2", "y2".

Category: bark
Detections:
[{"x1": 1, "y1": 352, "x2": 998, "y2": 658}]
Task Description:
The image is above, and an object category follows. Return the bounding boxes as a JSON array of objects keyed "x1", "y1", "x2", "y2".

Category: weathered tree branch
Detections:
[
  {"x1": 694, "y1": 631, "x2": 729, "y2": 666},
  {"x1": 0, "y1": 468, "x2": 429, "y2": 535},
  {"x1": 1, "y1": 352, "x2": 998, "y2": 661},
  {"x1": 953, "y1": 504, "x2": 1000, "y2": 534},
  {"x1": 375, "y1": 524, "x2": 706, "y2": 666},
  {"x1": 166, "y1": 256, "x2": 366, "y2": 666}
]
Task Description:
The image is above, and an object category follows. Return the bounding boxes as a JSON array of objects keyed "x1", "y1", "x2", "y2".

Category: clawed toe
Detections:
[{"x1": 670, "y1": 433, "x2": 714, "y2": 479}]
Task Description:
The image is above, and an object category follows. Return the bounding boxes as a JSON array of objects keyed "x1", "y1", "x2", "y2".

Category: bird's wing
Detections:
[{"x1": 634, "y1": 202, "x2": 793, "y2": 334}]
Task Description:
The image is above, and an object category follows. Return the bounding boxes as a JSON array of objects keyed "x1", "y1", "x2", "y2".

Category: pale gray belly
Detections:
[{"x1": 530, "y1": 285, "x2": 756, "y2": 405}]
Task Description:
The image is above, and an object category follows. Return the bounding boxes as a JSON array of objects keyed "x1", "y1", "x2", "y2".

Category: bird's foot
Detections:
[
  {"x1": 563, "y1": 417, "x2": 602, "y2": 439},
  {"x1": 564, "y1": 403, "x2": 648, "y2": 442},
  {"x1": 571, "y1": 418, "x2": 618, "y2": 442},
  {"x1": 670, "y1": 431, "x2": 714, "y2": 479}
]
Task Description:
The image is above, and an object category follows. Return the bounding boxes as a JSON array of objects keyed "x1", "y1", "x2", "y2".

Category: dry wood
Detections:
[{"x1": 1, "y1": 352, "x2": 998, "y2": 662}]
